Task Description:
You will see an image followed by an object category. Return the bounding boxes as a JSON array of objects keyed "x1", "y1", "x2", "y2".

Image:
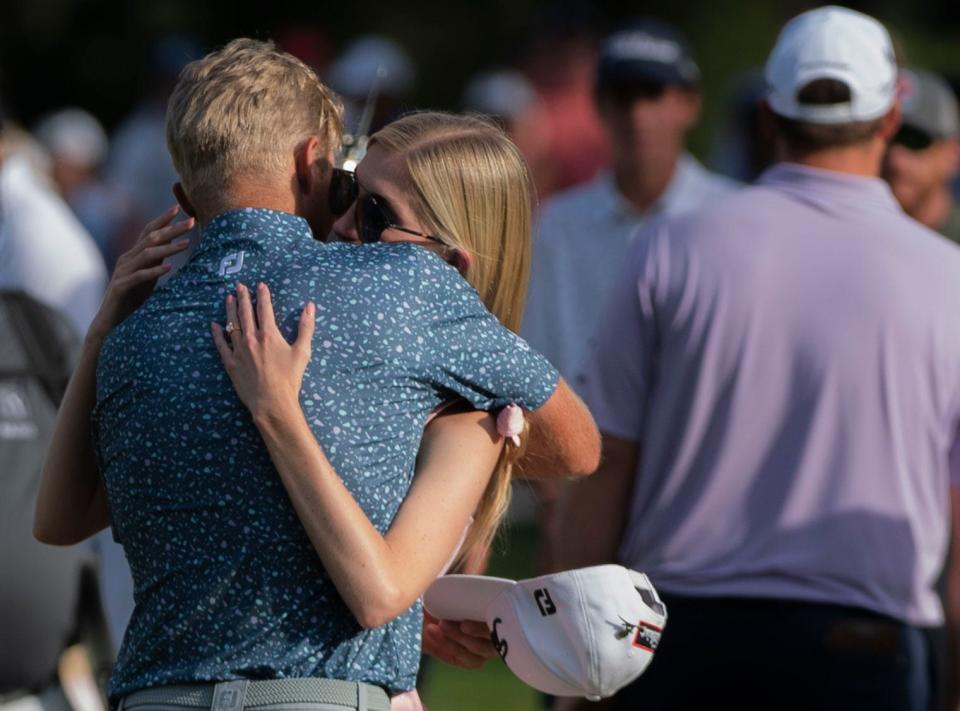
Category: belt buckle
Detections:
[{"x1": 211, "y1": 681, "x2": 249, "y2": 711}]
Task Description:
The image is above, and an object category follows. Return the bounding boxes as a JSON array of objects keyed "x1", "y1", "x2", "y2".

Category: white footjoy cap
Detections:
[{"x1": 424, "y1": 565, "x2": 667, "y2": 700}]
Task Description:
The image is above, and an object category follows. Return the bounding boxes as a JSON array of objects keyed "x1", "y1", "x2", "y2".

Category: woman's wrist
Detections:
[
  {"x1": 82, "y1": 327, "x2": 109, "y2": 353},
  {"x1": 86, "y1": 304, "x2": 122, "y2": 346},
  {"x1": 251, "y1": 397, "x2": 307, "y2": 437}
]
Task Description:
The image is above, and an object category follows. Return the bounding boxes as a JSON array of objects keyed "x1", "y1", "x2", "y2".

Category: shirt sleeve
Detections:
[
  {"x1": 575, "y1": 222, "x2": 664, "y2": 441},
  {"x1": 416, "y1": 250, "x2": 559, "y2": 412}
]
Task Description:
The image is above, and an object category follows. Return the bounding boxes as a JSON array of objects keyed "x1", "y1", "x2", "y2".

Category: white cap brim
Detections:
[{"x1": 423, "y1": 574, "x2": 516, "y2": 621}]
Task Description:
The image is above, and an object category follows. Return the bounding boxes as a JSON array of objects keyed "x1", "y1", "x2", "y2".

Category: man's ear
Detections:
[
  {"x1": 295, "y1": 136, "x2": 325, "y2": 193},
  {"x1": 173, "y1": 183, "x2": 196, "y2": 218},
  {"x1": 447, "y1": 248, "x2": 473, "y2": 275},
  {"x1": 878, "y1": 100, "x2": 902, "y2": 144},
  {"x1": 680, "y1": 88, "x2": 703, "y2": 130},
  {"x1": 759, "y1": 101, "x2": 787, "y2": 160},
  {"x1": 948, "y1": 140, "x2": 960, "y2": 177}
]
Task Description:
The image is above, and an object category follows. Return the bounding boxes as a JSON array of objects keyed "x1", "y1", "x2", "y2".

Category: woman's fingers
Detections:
[
  {"x1": 295, "y1": 302, "x2": 316, "y2": 358},
  {"x1": 122, "y1": 238, "x2": 190, "y2": 276},
  {"x1": 225, "y1": 294, "x2": 241, "y2": 345},
  {"x1": 136, "y1": 205, "x2": 180, "y2": 244},
  {"x1": 121, "y1": 214, "x2": 194, "y2": 269},
  {"x1": 138, "y1": 205, "x2": 181, "y2": 241},
  {"x1": 256, "y1": 283, "x2": 276, "y2": 335},
  {"x1": 116, "y1": 263, "x2": 173, "y2": 290},
  {"x1": 146, "y1": 218, "x2": 195, "y2": 248},
  {"x1": 210, "y1": 323, "x2": 234, "y2": 369},
  {"x1": 236, "y1": 283, "x2": 257, "y2": 335},
  {"x1": 438, "y1": 619, "x2": 496, "y2": 657},
  {"x1": 421, "y1": 620, "x2": 489, "y2": 669}
]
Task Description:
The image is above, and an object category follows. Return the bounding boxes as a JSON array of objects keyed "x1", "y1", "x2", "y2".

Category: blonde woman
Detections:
[
  {"x1": 337, "y1": 111, "x2": 536, "y2": 565},
  {"x1": 211, "y1": 113, "x2": 558, "y2": 708}
]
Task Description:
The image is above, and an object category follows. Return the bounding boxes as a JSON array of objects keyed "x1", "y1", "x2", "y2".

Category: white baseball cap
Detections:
[
  {"x1": 765, "y1": 6, "x2": 897, "y2": 124},
  {"x1": 424, "y1": 565, "x2": 667, "y2": 701}
]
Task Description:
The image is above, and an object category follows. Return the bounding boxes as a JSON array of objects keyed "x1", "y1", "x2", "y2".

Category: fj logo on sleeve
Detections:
[
  {"x1": 218, "y1": 251, "x2": 245, "y2": 277},
  {"x1": 534, "y1": 588, "x2": 557, "y2": 617}
]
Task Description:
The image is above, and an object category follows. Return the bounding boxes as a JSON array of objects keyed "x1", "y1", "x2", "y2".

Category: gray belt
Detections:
[{"x1": 119, "y1": 678, "x2": 391, "y2": 711}]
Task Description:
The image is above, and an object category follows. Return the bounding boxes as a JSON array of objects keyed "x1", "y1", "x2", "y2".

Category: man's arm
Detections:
[
  {"x1": 519, "y1": 378, "x2": 600, "y2": 479},
  {"x1": 556, "y1": 433, "x2": 639, "y2": 569}
]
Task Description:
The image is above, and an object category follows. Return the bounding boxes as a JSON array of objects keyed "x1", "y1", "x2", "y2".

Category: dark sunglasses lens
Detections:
[
  {"x1": 893, "y1": 125, "x2": 933, "y2": 151},
  {"x1": 610, "y1": 80, "x2": 667, "y2": 104},
  {"x1": 358, "y1": 194, "x2": 390, "y2": 244},
  {"x1": 328, "y1": 169, "x2": 357, "y2": 216}
]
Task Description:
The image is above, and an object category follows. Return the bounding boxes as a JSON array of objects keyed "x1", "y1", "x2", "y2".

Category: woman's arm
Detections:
[
  {"x1": 34, "y1": 207, "x2": 194, "y2": 544},
  {"x1": 212, "y1": 283, "x2": 504, "y2": 628}
]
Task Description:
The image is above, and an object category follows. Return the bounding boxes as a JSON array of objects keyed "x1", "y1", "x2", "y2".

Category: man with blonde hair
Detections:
[
  {"x1": 35, "y1": 39, "x2": 599, "y2": 711},
  {"x1": 165, "y1": 37, "x2": 342, "y2": 236}
]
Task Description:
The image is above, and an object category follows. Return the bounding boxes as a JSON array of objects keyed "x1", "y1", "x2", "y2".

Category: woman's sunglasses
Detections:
[{"x1": 328, "y1": 168, "x2": 445, "y2": 246}]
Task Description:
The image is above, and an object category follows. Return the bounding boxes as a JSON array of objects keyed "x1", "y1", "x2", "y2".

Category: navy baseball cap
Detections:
[{"x1": 596, "y1": 19, "x2": 700, "y2": 93}]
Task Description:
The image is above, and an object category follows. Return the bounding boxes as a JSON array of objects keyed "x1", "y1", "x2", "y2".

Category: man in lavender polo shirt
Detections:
[{"x1": 559, "y1": 7, "x2": 960, "y2": 710}]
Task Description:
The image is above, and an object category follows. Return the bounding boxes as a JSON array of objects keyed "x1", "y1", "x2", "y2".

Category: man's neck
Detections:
[
  {"x1": 613, "y1": 156, "x2": 680, "y2": 213},
  {"x1": 196, "y1": 183, "x2": 297, "y2": 227},
  {"x1": 781, "y1": 140, "x2": 884, "y2": 179}
]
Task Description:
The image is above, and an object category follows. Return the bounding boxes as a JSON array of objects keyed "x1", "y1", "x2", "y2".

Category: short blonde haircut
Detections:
[
  {"x1": 166, "y1": 38, "x2": 342, "y2": 210},
  {"x1": 371, "y1": 112, "x2": 536, "y2": 562}
]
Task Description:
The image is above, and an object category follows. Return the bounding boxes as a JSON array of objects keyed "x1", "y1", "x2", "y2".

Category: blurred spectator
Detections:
[
  {"x1": 883, "y1": 67, "x2": 960, "y2": 243},
  {"x1": 11, "y1": 103, "x2": 143, "y2": 658},
  {"x1": 521, "y1": 19, "x2": 737, "y2": 576},
  {"x1": 0, "y1": 112, "x2": 111, "y2": 710},
  {"x1": 327, "y1": 35, "x2": 415, "y2": 140},
  {"x1": 519, "y1": 8, "x2": 609, "y2": 195},
  {"x1": 461, "y1": 69, "x2": 553, "y2": 197},
  {"x1": 0, "y1": 114, "x2": 131, "y2": 664},
  {"x1": 0, "y1": 126, "x2": 106, "y2": 335},
  {"x1": 709, "y1": 69, "x2": 777, "y2": 183},
  {"x1": 275, "y1": 26, "x2": 334, "y2": 75},
  {"x1": 35, "y1": 108, "x2": 134, "y2": 269},
  {"x1": 561, "y1": 8, "x2": 960, "y2": 709},
  {"x1": 524, "y1": 18, "x2": 737, "y2": 388},
  {"x1": 106, "y1": 35, "x2": 201, "y2": 257}
]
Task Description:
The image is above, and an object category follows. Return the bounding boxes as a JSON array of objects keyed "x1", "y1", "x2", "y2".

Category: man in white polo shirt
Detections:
[
  {"x1": 560, "y1": 7, "x2": 960, "y2": 710},
  {"x1": 521, "y1": 19, "x2": 737, "y2": 576},
  {"x1": 523, "y1": 18, "x2": 737, "y2": 383}
]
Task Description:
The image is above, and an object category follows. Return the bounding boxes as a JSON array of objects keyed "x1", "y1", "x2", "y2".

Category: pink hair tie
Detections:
[{"x1": 497, "y1": 404, "x2": 524, "y2": 447}]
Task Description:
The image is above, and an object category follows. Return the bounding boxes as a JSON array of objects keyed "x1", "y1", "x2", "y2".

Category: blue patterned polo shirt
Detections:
[{"x1": 93, "y1": 208, "x2": 558, "y2": 701}]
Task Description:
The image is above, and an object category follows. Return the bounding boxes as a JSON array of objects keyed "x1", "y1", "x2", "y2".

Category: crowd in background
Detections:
[{"x1": 3, "y1": 5, "x2": 960, "y2": 711}]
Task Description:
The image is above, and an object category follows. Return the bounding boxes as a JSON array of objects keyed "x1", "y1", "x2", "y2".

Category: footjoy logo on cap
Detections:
[
  {"x1": 218, "y1": 251, "x2": 245, "y2": 277},
  {"x1": 534, "y1": 588, "x2": 557, "y2": 617}
]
